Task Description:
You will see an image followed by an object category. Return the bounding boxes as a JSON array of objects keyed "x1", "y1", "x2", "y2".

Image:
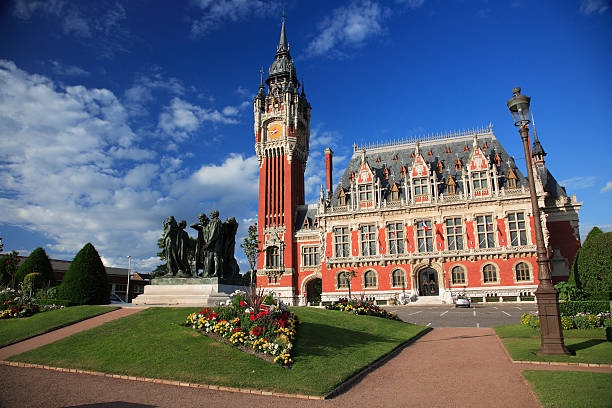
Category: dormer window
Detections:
[
  {"x1": 410, "y1": 152, "x2": 415, "y2": 159},
  {"x1": 464, "y1": 144, "x2": 469, "y2": 152},
  {"x1": 390, "y1": 182, "x2": 399, "y2": 201},
  {"x1": 494, "y1": 153, "x2": 501, "y2": 167},
  {"x1": 472, "y1": 171, "x2": 489, "y2": 195},
  {"x1": 313, "y1": 218, "x2": 319, "y2": 228},
  {"x1": 400, "y1": 165, "x2": 407, "y2": 178},
  {"x1": 393, "y1": 154, "x2": 398, "y2": 161},
  {"x1": 376, "y1": 156, "x2": 381, "y2": 163},
  {"x1": 507, "y1": 168, "x2": 517, "y2": 189},
  {"x1": 446, "y1": 177, "x2": 456, "y2": 196},
  {"x1": 413, "y1": 177, "x2": 429, "y2": 201},
  {"x1": 436, "y1": 161, "x2": 443, "y2": 174},
  {"x1": 303, "y1": 218, "x2": 310, "y2": 229},
  {"x1": 455, "y1": 159, "x2": 462, "y2": 171},
  {"x1": 445, "y1": 146, "x2": 451, "y2": 154},
  {"x1": 350, "y1": 172, "x2": 355, "y2": 182},
  {"x1": 383, "y1": 167, "x2": 390, "y2": 180},
  {"x1": 338, "y1": 187, "x2": 347, "y2": 206},
  {"x1": 428, "y1": 149, "x2": 433, "y2": 156},
  {"x1": 482, "y1": 141, "x2": 488, "y2": 150},
  {"x1": 358, "y1": 183, "x2": 374, "y2": 208}
]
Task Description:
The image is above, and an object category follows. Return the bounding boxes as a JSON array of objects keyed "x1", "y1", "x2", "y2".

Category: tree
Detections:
[
  {"x1": 570, "y1": 227, "x2": 611, "y2": 300},
  {"x1": 15, "y1": 247, "x2": 56, "y2": 286},
  {"x1": 0, "y1": 251, "x2": 20, "y2": 288},
  {"x1": 240, "y1": 223, "x2": 260, "y2": 288},
  {"x1": 347, "y1": 270, "x2": 358, "y2": 300},
  {"x1": 58, "y1": 243, "x2": 110, "y2": 305}
]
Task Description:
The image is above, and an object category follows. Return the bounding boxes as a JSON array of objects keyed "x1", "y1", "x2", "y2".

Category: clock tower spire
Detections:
[{"x1": 254, "y1": 18, "x2": 311, "y2": 296}]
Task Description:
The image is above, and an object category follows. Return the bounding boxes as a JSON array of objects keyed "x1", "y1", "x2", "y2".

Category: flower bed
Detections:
[
  {"x1": 185, "y1": 291, "x2": 298, "y2": 367},
  {"x1": 1, "y1": 286, "x2": 64, "y2": 319},
  {"x1": 325, "y1": 300, "x2": 400, "y2": 320},
  {"x1": 521, "y1": 311, "x2": 612, "y2": 330}
]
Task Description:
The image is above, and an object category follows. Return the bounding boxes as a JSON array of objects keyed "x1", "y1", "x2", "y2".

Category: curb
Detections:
[
  {"x1": 0, "y1": 361, "x2": 324, "y2": 400},
  {"x1": 324, "y1": 326, "x2": 433, "y2": 399},
  {"x1": 0, "y1": 306, "x2": 123, "y2": 349},
  {"x1": 513, "y1": 360, "x2": 612, "y2": 368}
]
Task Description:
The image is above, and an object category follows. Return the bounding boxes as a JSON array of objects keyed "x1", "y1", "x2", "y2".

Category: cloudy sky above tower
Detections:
[{"x1": 0, "y1": 0, "x2": 610, "y2": 272}]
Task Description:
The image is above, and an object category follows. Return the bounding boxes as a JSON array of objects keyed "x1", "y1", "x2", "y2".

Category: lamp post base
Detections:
[{"x1": 535, "y1": 284, "x2": 571, "y2": 355}]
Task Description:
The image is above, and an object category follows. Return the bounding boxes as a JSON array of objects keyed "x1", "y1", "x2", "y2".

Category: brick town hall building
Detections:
[{"x1": 254, "y1": 21, "x2": 582, "y2": 306}]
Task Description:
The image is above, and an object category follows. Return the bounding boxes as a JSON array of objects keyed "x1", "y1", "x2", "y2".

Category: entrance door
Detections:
[
  {"x1": 418, "y1": 268, "x2": 439, "y2": 296},
  {"x1": 306, "y1": 278, "x2": 322, "y2": 304}
]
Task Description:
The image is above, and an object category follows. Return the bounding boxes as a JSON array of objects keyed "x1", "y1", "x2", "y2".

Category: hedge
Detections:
[
  {"x1": 35, "y1": 299, "x2": 71, "y2": 307},
  {"x1": 559, "y1": 300, "x2": 610, "y2": 316}
]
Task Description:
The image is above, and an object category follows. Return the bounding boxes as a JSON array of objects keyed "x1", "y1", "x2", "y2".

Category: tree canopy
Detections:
[
  {"x1": 15, "y1": 247, "x2": 56, "y2": 286},
  {"x1": 569, "y1": 227, "x2": 611, "y2": 300}
]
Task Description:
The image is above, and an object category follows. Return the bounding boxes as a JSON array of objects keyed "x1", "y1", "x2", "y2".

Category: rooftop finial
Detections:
[
  {"x1": 530, "y1": 110, "x2": 546, "y2": 159},
  {"x1": 259, "y1": 67, "x2": 264, "y2": 87},
  {"x1": 277, "y1": 13, "x2": 288, "y2": 53}
]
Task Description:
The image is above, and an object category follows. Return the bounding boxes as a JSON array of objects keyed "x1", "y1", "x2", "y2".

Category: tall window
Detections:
[
  {"x1": 391, "y1": 270, "x2": 406, "y2": 287},
  {"x1": 390, "y1": 183, "x2": 399, "y2": 201},
  {"x1": 451, "y1": 266, "x2": 466, "y2": 284},
  {"x1": 476, "y1": 215, "x2": 495, "y2": 248},
  {"x1": 302, "y1": 246, "x2": 319, "y2": 267},
  {"x1": 266, "y1": 246, "x2": 280, "y2": 268},
  {"x1": 358, "y1": 184, "x2": 373, "y2": 206},
  {"x1": 483, "y1": 264, "x2": 498, "y2": 283},
  {"x1": 507, "y1": 168, "x2": 517, "y2": 189},
  {"x1": 360, "y1": 225, "x2": 377, "y2": 256},
  {"x1": 413, "y1": 177, "x2": 429, "y2": 198},
  {"x1": 445, "y1": 217, "x2": 463, "y2": 250},
  {"x1": 416, "y1": 220, "x2": 433, "y2": 252},
  {"x1": 387, "y1": 222, "x2": 404, "y2": 255},
  {"x1": 338, "y1": 188, "x2": 347, "y2": 206},
  {"x1": 334, "y1": 227, "x2": 350, "y2": 257},
  {"x1": 472, "y1": 171, "x2": 488, "y2": 191},
  {"x1": 364, "y1": 271, "x2": 377, "y2": 288},
  {"x1": 515, "y1": 262, "x2": 531, "y2": 281},
  {"x1": 507, "y1": 212, "x2": 528, "y2": 246},
  {"x1": 337, "y1": 271, "x2": 349, "y2": 289},
  {"x1": 447, "y1": 177, "x2": 456, "y2": 196}
]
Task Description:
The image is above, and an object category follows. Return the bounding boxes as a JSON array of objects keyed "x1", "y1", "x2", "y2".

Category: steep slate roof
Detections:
[
  {"x1": 331, "y1": 128, "x2": 528, "y2": 206},
  {"x1": 295, "y1": 205, "x2": 319, "y2": 232},
  {"x1": 536, "y1": 166, "x2": 567, "y2": 199}
]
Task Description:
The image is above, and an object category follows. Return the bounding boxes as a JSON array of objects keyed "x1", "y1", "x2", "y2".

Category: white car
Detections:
[
  {"x1": 109, "y1": 293, "x2": 127, "y2": 304},
  {"x1": 455, "y1": 296, "x2": 471, "y2": 308}
]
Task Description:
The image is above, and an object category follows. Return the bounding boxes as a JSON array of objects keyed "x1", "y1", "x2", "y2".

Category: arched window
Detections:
[
  {"x1": 515, "y1": 262, "x2": 531, "y2": 282},
  {"x1": 364, "y1": 271, "x2": 378, "y2": 288},
  {"x1": 483, "y1": 264, "x2": 498, "y2": 283},
  {"x1": 452, "y1": 266, "x2": 466, "y2": 284},
  {"x1": 266, "y1": 246, "x2": 280, "y2": 268},
  {"x1": 337, "y1": 272, "x2": 349, "y2": 289},
  {"x1": 391, "y1": 270, "x2": 406, "y2": 287}
]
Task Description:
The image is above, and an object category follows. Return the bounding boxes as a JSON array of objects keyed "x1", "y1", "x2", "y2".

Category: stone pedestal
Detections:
[{"x1": 132, "y1": 277, "x2": 247, "y2": 306}]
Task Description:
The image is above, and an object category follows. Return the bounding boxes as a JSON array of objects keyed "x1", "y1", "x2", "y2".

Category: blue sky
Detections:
[{"x1": 0, "y1": 0, "x2": 610, "y2": 272}]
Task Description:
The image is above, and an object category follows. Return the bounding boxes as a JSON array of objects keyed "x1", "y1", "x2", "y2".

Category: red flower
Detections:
[
  {"x1": 249, "y1": 314, "x2": 256, "y2": 321},
  {"x1": 231, "y1": 327, "x2": 242, "y2": 333},
  {"x1": 239, "y1": 301, "x2": 246, "y2": 307},
  {"x1": 250, "y1": 327, "x2": 262, "y2": 336},
  {"x1": 199, "y1": 308, "x2": 210, "y2": 315},
  {"x1": 207, "y1": 313, "x2": 219, "y2": 320}
]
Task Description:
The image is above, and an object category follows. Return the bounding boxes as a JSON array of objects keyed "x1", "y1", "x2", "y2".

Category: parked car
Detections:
[
  {"x1": 109, "y1": 293, "x2": 126, "y2": 304},
  {"x1": 455, "y1": 295, "x2": 471, "y2": 308}
]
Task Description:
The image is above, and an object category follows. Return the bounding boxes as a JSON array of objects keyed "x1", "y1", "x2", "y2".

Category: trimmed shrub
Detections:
[
  {"x1": 570, "y1": 228, "x2": 611, "y2": 300},
  {"x1": 58, "y1": 243, "x2": 109, "y2": 305},
  {"x1": 15, "y1": 247, "x2": 56, "y2": 286},
  {"x1": 504, "y1": 296, "x2": 518, "y2": 302},
  {"x1": 559, "y1": 300, "x2": 610, "y2": 316},
  {"x1": 471, "y1": 297, "x2": 483, "y2": 302},
  {"x1": 23, "y1": 272, "x2": 46, "y2": 292}
]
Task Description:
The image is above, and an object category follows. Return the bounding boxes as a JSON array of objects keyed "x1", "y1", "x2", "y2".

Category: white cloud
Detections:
[
  {"x1": 123, "y1": 71, "x2": 185, "y2": 117},
  {"x1": 579, "y1": 0, "x2": 610, "y2": 15},
  {"x1": 0, "y1": 60, "x2": 258, "y2": 271},
  {"x1": 601, "y1": 180, "x2": 612, "y2": 193},
  {"x1": 48, "y1": 60, "x2": 90, "y2": 77},
  {"x1": 306, "y1": 1, "x2": 391, "y2": 58},
  {"x1": 559, "y1": 176, "x2": 597, "y2": 189},
  {"x1": 191, "y1": 0, "x2": 282, "y2": 37}
]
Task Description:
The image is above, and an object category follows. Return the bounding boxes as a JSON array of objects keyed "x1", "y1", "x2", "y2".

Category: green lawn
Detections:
[
  {"x1": 495, "y1": 324, "x2": 607, "y2": 339},
  {"x1": 523, "y1": 370, "x2": 612, "y2": 408},
  {"x1": 8, "y1": 307, "x2": 427, "y2": 396},
  {"x1": 0, "y1": 306, "x2": 118, "y2": 347}
]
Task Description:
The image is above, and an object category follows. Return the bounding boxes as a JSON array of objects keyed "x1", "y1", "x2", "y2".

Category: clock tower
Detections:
[{"x1": 254, "y1": 18, "x2": 311, "y2": 294}]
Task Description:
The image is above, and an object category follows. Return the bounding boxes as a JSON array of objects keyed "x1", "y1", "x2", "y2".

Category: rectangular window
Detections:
[
  {"x1": 476, "y1": 215, "x2": 495, "y2": 248},
  {"x1": 133, "y1": 285, "x2": 145, "y2": 294},
  {"x1": 413, "y1": 177, "x2": 428, "y2": 196},
  {"x1": 416, "y1": 220, "x2": 433, "y2": 252},
  {"x1": 507, "y1": 212, "x2": 528, "y2": 246},
  {"x1": 387, "y1": 222, "x2": 404, "y2": 255},
  {"x1": 445, "y1": 217, "x2": 463, "y2": 250},
  {"x1": 360, "y1": 225, "x2": 377, "y2": 256},
  {"x1": 358, "y1": 184, "x2": 373, "y2": 207},
  {"x1": 301, "y1": 246, "x2": 320, "y2": 267},
  {"x1": 334, "y1": 227, "x2": 350, "y2": 257},
  {"x1": 472, "y1": 171, "x2": 488, "y2": 190}
]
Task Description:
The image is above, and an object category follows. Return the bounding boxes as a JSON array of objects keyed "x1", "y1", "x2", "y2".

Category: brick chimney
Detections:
[{"x1": 325, "y1": 147, "x2": 333, "y2": 196}]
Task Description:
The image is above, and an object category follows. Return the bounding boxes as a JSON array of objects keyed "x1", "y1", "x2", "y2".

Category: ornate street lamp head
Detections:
[{"x1": 507, "y1": 87, "x2": 531, "y2": 127}]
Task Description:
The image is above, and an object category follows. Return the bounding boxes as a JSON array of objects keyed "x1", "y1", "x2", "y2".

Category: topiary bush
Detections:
[
  {"x1": 58, "y1": 243, "x2": 109, "y2": 305},
  {"x1": 15, "y1": 247, "x2": 56, "y2": 286},
  {"x1": 570, "y1": 227, "x2": 611, "y2": 301}
]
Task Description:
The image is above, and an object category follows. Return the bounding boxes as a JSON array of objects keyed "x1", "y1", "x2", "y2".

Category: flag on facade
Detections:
[{"x1": 421, "y1": 220, "x2": 429, "y2": 231}]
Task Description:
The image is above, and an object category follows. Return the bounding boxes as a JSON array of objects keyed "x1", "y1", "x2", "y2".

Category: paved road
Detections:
[{"x1": 385, "y1": 304, "x2": 538, "y2": 328}]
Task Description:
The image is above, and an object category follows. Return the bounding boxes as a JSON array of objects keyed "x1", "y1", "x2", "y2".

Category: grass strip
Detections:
[
  {"x1": 502, "y1": 337, "x2": 612, "y2": 364},
  {"x1": 522, "y1": 370, "x2": 612, "y2": 408},
  {"x1": 8, "y1": 307, "x2": 427, "y2": 396},
  {"x1": 495, "y1": 324, "x2": 607, "y2": 339},
  {"x1": 0, "y1": 306, "x2": 119, "y2": 347}
]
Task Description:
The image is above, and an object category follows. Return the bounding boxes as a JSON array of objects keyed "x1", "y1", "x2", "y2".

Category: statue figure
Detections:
[
  {"x1": 177, "y1": 220, "x2": 192, "y2": 277},
  {"x1": 207, "y1": 210, "x2": 224, "y2": 277},
  {"x1": 222, "y1": 217, "x2": 240, "y2": 278},
  {"x1": 191, "y1": 213, "x2": 211, "y2": 276},
  {"x1": 163, "y1": 216, "x2": 180, "y2": 276}
]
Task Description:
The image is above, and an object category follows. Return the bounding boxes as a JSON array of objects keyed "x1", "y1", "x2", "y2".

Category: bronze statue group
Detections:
[{"x1": 162, "y1": 211, "x2": 240, "y2": 279}]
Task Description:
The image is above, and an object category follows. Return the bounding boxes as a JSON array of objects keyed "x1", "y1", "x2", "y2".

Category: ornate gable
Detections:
[
  {"x1": 410, "y1": 153, "x2": 430, "y2": 178},
  {"x1": 357, "y1": 160, "x2": 375, "y2": 184},
  {"x1": 469, "y1": 145, "x2": 490, "y2": 171}
]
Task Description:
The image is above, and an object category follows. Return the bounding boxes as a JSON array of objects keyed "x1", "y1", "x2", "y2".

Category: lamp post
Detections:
[
  {"x1": 506, "y1": 87, "x2": 569, "y2": 355},
  {"x1": 126, "y1": 255, "x2": 131, "y2": 303}
]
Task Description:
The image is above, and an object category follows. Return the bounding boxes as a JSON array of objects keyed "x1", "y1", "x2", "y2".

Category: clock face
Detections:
[{"x1": 267, "y1": 122, "x2": 282, "y2": 140}]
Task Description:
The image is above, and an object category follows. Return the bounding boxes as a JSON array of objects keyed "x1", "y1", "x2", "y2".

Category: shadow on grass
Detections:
[{"x1": 568, "y1": 339, "x2": 607, "y2": 353}]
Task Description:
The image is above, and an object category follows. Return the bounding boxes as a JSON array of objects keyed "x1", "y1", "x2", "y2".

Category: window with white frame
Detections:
[
  {"x1": 476, "y1": 215, "x2": 495, "y2": 248},
  {"x1": 360, "y1": 225, "x2": 377, "y2": 256},
  {"x1": 334, "y1": 227, "x2": 350, "y2": 257},
  {"x1": 301, "y1": 246, "x2": 319, "y2": 267},
  {"x1": 358, "y1": 184, "x2": 373, "y2": 206},
  {"x1": 515, "y1": 262, "x2": 531, "y2": 281},
  {"x1": 507, "y1": 212, "x2": 528, "y2": 246},
  {"x1": 451, "y1": 266, "x2": 466, "y2": 284},
  {"x1": 472, "y1": 171, "x2": 488, "y2": 191},
  {"x1": 416, "y1": 220, "x2": 433, "y2": 252},
  {"x1": 387, "y1": 222, "x2": 404, "y2": 255},
  {"x1": 483, "y1": 263, "x2": 498, "y2": 283},
  {"x1": 391, "y1": 269, "x2": 406, "y2": 287},
  {"x1": 445, "y1": 217, "x2": 463, "y2": 250},
  {"x1": 364, "y1": 270, "x2": 377, "y2": 288},
  {"x1": 413, "y1": 177, "x2": 429, "y2": 198},
  {"x1": 266, "y1": 246, "x2": 280, "y2": 268}
]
